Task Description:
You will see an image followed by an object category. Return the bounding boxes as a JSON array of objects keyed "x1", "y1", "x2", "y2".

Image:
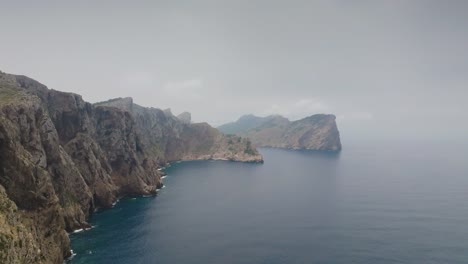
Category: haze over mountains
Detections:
[
  {"x1": 3, "y1": 1, "x2": 467, "y2": 142},
  {"x1": 0, "y1": 69, "x2": 342, "y2": 263},
  {"x1": 219, "y1": 114, "x2": 341, "y2": 151},
  {"x1": 1, "y1": 1, "x2": 467, "y2": 263}
]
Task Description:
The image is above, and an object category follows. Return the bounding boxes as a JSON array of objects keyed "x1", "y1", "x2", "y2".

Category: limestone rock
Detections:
[
  {"x1": 177, "y1": 112, "x2": 191, "y2": 124},
  {"x1": 219, "y1": 114, "x2": 342, "y2": 151},
  {"x1": 0, "y1": 70, "x2": 263, "y2": 263},
  {"x1": 97, "y1": 99, "x2": 263, "y2": 163}
]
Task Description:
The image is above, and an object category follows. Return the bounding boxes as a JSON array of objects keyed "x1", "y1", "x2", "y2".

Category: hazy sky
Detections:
[{"x1": 1, "y1": 0, "x2": 467, "y2": 141}]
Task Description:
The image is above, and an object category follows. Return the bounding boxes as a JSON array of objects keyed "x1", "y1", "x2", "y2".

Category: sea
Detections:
[{"x1": 70, "y1": 140, "x2": 468, "y2": 264}]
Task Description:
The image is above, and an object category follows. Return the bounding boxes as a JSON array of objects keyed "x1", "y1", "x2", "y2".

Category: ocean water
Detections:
[{"x1": 70, "y1": 140, "x2": 468, "y2": 264}]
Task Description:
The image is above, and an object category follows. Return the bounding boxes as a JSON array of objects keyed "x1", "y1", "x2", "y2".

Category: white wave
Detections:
[
  {"x1": 162, "y1": 175, "x2": 167, "y2": 179},
  {"x1": 111, "y1": 199, "x2": 120, "y2": 207},
  {"x1": 71, "y1": 224, "x2": 96, "y2": 235},
  {"x1": 67, "y1": 249, "x2": 77, "y2": 261}
]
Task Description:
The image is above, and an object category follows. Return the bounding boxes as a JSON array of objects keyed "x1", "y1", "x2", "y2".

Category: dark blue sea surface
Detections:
[{"x1": 70, "y1": 140, "x2": 468, "y2": 264}]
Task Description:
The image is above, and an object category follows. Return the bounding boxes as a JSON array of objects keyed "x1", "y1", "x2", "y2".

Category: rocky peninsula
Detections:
[{"x1": 218, "y1": 114, "x2": 342, "y2": 151}]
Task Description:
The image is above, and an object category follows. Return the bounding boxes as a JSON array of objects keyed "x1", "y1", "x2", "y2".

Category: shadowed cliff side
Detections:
[
  {"x1": 0, "y1": 76, "x2": 72, "y2": 263},
  {"x1": 96, "y1": 98, "x2": 263, "y2": 163},
  {"x1": 0, "y1": 71, "x2": 262, "y2": 263}
]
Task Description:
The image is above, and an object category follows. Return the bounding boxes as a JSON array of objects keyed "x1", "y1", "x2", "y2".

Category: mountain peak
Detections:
[
  {"x1": 95, "y1": 97, "x2": 134, "y2": 111},
  {"x1": 177, "y1": 112, "x2": 191, "y2": 124},
  {"x1": 219, "y1": 113, "x2": 341, "y2": 151}
]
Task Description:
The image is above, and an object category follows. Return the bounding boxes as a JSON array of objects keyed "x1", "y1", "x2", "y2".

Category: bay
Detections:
[{"x1": 70, "y1": 140, "x2": 468, "y2": 264}]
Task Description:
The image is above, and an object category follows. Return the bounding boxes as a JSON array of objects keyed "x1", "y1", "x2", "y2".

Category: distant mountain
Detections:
[
  {"x1": 218, "y1": 114, "x2": 342, "y2": 151},
  {"x1": 218, "y1": 114, "x2": 281, "y2": 134},
  {"x1": 177, "y1": 111, "x2": 191, "y2": 124},
  {"x1": 96, "y1": 98, "x2": 263, "y2": 163}
]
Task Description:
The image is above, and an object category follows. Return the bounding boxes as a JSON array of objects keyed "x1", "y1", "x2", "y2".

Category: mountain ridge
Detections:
[
  {"x1": 0, "y1": 71, "x2": 262, "y2": 263},
  {"x1": 218, "y1": 114, "x2": 342, "y2": 151}
]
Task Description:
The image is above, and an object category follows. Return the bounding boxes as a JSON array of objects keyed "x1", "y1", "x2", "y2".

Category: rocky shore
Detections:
[{"x1": 0, "y1": 71, "x2": 262, "y2": 263}]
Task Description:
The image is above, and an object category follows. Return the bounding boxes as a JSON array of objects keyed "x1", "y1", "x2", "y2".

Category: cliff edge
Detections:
[{"x1": 0, "y1": 71, "x2": 262, "y2": 263}]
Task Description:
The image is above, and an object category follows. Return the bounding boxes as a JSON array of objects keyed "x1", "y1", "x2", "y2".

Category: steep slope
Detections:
[
  {"x1": 218, "y1": 114, "x2": 271, "y2": 135},
  {"x1": 0, "y1": 71, "x2": 262, "y2": 263},
  {"x1": 176, "y1": 111, "x2": 191, "y2": 124},
  {"x1": 96, "y1": 98, "x2": 263, "y2": 163},
  {"x1": 219, "y1": 114, "x2": 342, "y2": 151},
  {"x1": 0, "y1": 77, "x2": 73, "y2": 262}
]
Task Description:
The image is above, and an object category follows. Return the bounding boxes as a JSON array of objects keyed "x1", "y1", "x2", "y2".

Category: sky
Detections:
[{"x1": 1, "y1": 0, "x2": 467, "y2": 141}]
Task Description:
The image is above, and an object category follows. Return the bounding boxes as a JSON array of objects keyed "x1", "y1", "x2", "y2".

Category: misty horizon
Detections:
[
  {"x1": 2, "y1": 2, "x2": 468, "y2": 263},
  {"x1": 1, "y1": 0, "x2": 467, "y2": 141}
]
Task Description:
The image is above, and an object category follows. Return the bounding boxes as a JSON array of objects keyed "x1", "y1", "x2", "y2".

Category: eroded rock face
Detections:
[
  {"x1": 0, "y1": 84, "x2": 71, "y2": 263},
  {"x1": 0, "y1": 185, "x2": 49, "y2": 264},
  {"x1": 219, "y1": 114, "x2": 342, "y2": 151},
  {"x1": 0, "y1": 71, "x2": 262, "y2": 263},
  {"x1": 96, "y1": 98, "x2": 263, "y2": 163},
  {"x1": 94, "y1": 106, "x2": 161, "y2": 196},
  {"x1": 177, "y1": 112, "x2": 191, "y2": 124},
  {"x1": 63, "y1": 133, "x2": 117, "y2": 209}
]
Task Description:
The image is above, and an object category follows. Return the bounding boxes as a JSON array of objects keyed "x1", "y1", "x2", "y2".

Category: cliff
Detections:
[
  {"x1": 0, "y1": 71, "x2": 262, "y2": 263},
  {"x1": 218, "y1": 114, "x2": 342, "y2": 151},
  {"x1": 95, "y1": 98, "x2": 263, "y2": 163},
  {"x1": 176, "y1": 112, "x2": 191, "y2": 124}
]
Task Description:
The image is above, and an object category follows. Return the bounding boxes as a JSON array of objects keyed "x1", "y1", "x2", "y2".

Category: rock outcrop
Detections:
[
  {"x1": 218, "y1": 114, "x2": 342, "y2": 151},
  {"x1": 0, "y1": 71, "x2": 262, "y2": 263},
  {"x1": 176, "y1": 112, "x2": 191, "y2": 124},
  {"x1": 96, "y1": 98, "x2": 263, "y2": 163}
]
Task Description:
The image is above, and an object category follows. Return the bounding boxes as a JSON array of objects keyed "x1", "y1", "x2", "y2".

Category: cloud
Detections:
[
  {"x1": 293, "y1": 98, "x2": 329, "y2": 113},
  {"x1": 162, "y1": 78, "x2": 204, "y2": 101},
  {"x1": 260, "y1": 97, "x2": 330, "y2": 120},
  {"x1": 338, "y1": 111, "x2": 374, "y2": 121},
  {"x1": 122, "y1": 71, "x2": 154, "y2": 87},
  {"x1": 163, "y1": 79, "x2": 202, "y2": 94}
]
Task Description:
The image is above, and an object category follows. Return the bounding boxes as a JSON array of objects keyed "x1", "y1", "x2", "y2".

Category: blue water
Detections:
[{"x1": 70, "y1": 140, "x2": 468, "y2": 263}]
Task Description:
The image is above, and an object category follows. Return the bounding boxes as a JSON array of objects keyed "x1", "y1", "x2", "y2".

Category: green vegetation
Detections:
[
  {"x1": 244, "y1": 141, "x2": 256, "y2": 155},
  {"x1": 194, "y1": 141, "x2": 214, "y2": 154},
  {"x1": 147, "y1": 143, "x2": 165, "y2": 158},
  {"x1": 63, "y1": 192, "x2": 78, "y2": 206},
  {"x1": 0, "y1": 85, "x2": 24, "y2": 105}
]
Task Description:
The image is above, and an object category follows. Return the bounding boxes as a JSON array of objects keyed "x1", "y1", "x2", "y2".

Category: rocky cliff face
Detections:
[
  {"x1": 0, "y1": 76, "x2": 73, "y2": 263},
  {"x1": 96, "y1": 98, "x2": 263, "y2": 163},
  {"x1": 219, "y1": 114, "x2": 342, "y2": 151},
  {"x1": 176, "y1": 112, "x2": 191, "y2": 124},
  {"x1": 0, "y1": 71, "x2": 262, "y2": 263}
]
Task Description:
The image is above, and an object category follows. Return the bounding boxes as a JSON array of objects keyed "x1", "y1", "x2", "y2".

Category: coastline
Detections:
[{"x1": 67, "y1": 156, "x2": 264, "y2": 261}]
